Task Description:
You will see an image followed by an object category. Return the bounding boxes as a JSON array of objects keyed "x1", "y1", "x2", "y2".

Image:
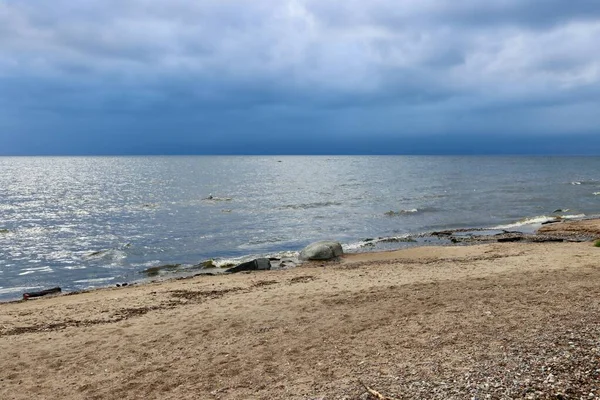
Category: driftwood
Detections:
[
  {"x1": 360, "y1": 381, "x2": 398, "y2": 400},
  {"x1": 23, "y1": 287, "x2": 61, "y2": 300}
]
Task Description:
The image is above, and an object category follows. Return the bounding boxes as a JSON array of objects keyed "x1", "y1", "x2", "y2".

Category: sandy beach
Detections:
[{"x1": 1, "y1": 220, "x2": 599, "y2": 399}]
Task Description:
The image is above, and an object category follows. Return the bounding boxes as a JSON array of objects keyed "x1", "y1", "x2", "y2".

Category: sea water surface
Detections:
[{"x1": 1, "y1": 156, "x2": 599, "y2": 300}]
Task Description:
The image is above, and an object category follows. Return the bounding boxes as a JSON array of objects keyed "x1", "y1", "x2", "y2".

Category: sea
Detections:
[{"x1": 1, "y1": 156, "x2": 599, "y2": 300}]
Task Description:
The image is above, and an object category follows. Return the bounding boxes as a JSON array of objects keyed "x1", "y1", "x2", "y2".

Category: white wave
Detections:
[
  {"x1": 74, "y1": 277, "x2": 115, "y2": 284},
  {"x1": 0, "y1": 286, "x2": 42, "y2": 295},
  {"x1": 492, "y1": 214, "x2": 585, "y2": 230},
  {"x1": 343, "y1": 234, "x2": 413, "y2": 251},
  {"x1": 211, "y1": 257, "x2": 249, "y2": 267},
  {"x1": 266, "y1": 250, "x2": 299, "y2": 259},
  {"x1": 594, "y1": 192, "x2": 600, "y2": 196},
  {"x1": 561, "y1": 214, "x2": 586, "y2": 219},
  {"x1": 63, "y1": 265, "x2": 87, "y2": 270},
  {"x1": 571, "y1": 180, "x2": 598, "y2": 186},
  {"x1": 343, "y1": 242, "x2": 367, "y2": 251},
  {"x1": 18, "y1": 266, "x2": 53, "y2": 276}
]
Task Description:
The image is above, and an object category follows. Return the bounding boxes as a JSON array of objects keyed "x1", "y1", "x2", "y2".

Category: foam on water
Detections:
[
  {"x1": 73, "y1": 277, "x2": 115, "y2": 284},
  {"x1": 492, "y1": 214, "x2": 586, "y2": 230},
  {"x1": 570, "y1": 180, "x2": 598, "y2": 186},
  {"x1": 400, "y1": 208, "x2": 419, "y2": 214},
  {"x1": 343, "y1": 234, "x2": 415, "y2": 252},
  {"x1": 18, "y1": 266, "x2": 53, "y2": 276},
  {"x1": 0, "y1": 286, "x2": 42, "y2": 295}
]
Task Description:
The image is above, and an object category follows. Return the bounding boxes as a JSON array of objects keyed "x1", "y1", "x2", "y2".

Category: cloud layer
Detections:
[{"x1": 1, "y1": 0, "x2": 599, "y2": 154}]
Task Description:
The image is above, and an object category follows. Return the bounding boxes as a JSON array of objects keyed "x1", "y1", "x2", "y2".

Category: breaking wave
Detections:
[
  {"x1": 492, "y1": 214, "x2": 586, "y2": 230},
  {"x1": 570, "y1": 180, "x2": 598, "y2": 186},
  {"x1": 343, "y1": 235, "x2": 416, "y2": 252}
]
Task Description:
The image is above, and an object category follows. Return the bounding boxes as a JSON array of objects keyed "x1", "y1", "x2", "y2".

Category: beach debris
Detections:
[
  {"x1": 299, "y1": 240, "x2": 343, "y2": 261},
  {"x1": 359, "y1": 381, "x2": 398, "y2": 400},
  {"x1": 23, "y1": 287, "x2": 61, "y2": 300},
  {"x1": 497, "y1": 236, "x2": 523, "y2": 242},
  {"x1": 541, "y1": 218, "x2": 562, "y2": 225},
  {"x1": 225, "y1": 258, "x2": 271, "y2": 273}
]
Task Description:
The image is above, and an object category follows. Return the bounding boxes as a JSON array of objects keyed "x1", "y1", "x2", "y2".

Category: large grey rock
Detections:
[
  {"x1": 299, "y1": 240, "x2": 343, "y2": 261},
  {"x1": 225, "y1": 258, "x2": 271, "y2": 273}
]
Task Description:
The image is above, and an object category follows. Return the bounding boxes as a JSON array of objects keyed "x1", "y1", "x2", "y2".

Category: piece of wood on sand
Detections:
[{"x1": 360, "y1": 381, "x2": 399, "y2": 400}]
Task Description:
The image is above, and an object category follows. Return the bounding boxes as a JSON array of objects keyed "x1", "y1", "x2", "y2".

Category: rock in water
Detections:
[
  {"x1": 299, "y1": 241, "x2": 343, "y2": 261},
  {"x1": 225, "y1": 258, "x2": 271, "y2": 273}
]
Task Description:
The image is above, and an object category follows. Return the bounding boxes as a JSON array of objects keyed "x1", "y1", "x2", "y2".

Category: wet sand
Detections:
[{"x1": 1, "y1": 220, "x2": 599, "y2": 399}]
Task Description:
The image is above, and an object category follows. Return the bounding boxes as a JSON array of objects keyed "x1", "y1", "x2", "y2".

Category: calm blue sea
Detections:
[{"x1": 1, "y1": 156, "x2": 599, "y2": 300}]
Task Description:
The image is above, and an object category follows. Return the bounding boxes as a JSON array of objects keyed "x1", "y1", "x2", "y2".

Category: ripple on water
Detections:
[
  {"x1": 279, "y1": 201, "x2": 342, "y2": 210},
  {"x1": 73, "y1": 277, "x2": 115, "y2": 284},
  {"x1": 18, "y1": 266, "x2": 54, "y2": 276},
  {"x1": 0, "y1": 286, "x2": 42, "y2": 295}
]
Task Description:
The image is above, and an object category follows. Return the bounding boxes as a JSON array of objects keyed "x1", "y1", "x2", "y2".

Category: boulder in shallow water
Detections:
[
  {"x1": 225, "y1": 258, "x2": 271, "y2": 273},
  {"x1": 299, "y1": 240, "x2": 343, "y2": 261}
]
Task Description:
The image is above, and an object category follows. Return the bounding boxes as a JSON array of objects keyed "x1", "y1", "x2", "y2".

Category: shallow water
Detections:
[{"x1": 0, "y1": 156, "x2": 599, "y2": 299}]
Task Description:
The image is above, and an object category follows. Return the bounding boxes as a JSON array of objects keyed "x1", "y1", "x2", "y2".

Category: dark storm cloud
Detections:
[{"x1": 0, "y1": 0, "x2": 599, "y2": 154}]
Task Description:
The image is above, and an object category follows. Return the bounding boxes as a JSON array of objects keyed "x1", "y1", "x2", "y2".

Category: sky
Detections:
[{"x1": 1, "y1": 0, "x2": 600, "y2": 155}]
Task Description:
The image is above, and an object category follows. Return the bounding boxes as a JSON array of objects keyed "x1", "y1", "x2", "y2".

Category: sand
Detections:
[{"x1": 1, "y1": 222, "x2": 599, "y2": 399}]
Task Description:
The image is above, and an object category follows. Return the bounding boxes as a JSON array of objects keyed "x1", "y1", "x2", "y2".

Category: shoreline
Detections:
[
  {"x1": 2, "y1": 216, "x2": 599, "y2": 303},
  {"x1": 1, "y1": 219, "x2": 599, "y2": 398}
]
